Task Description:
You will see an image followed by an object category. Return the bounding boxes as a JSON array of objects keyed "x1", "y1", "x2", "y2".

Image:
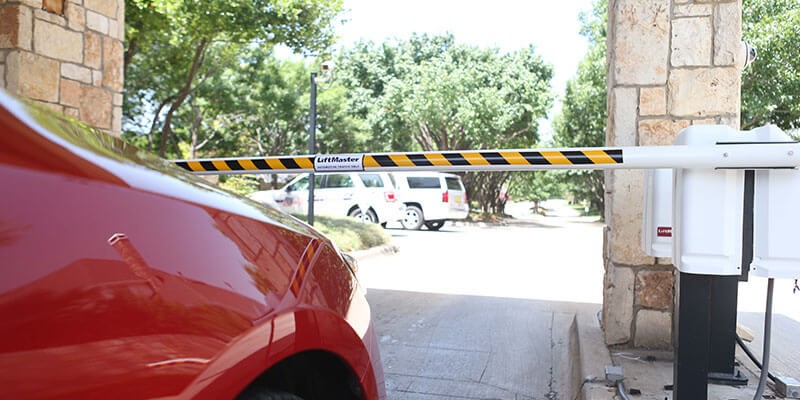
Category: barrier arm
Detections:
[
  {"x1": 171, "y1": 142, "x2": 800, "y2": 175},
  {"x1": 172, "y1": 133, "x2": 800, "y2": 400}
]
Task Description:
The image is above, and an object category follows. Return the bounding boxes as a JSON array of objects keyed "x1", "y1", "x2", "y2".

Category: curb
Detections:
[
  {"x1": 348, "y1": 243, "x2": 399, "y2": 262},
  {"x1": 576, "y1": 311, "x2": 617, "y2": 400}
]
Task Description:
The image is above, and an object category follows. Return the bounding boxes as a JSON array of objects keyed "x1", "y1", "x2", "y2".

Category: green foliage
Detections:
[
  {"x1": 195, "y1": 48, "x2": 310, "y2": 159},
  {"x1": 124, "y1": 0, "x2": 345, "y2": 157},
  {"x1": 508, "y1": 171, "x2": 566, "y2": 214},
  {"x1": 337, "y1": 34, "x2": 554, "y2": 213},
  {"x1": 508, "y1": 171, "x2": 565, "y2": 202},
  {"x1": 552, "y1": 0, "x2": 608, "y2": 218},
  {"x1": 291, "y1": 214, "x2": 391, "y2": 252},
  {"x1": 742, "y1": 0, "x2": 800, "y2": 130},
  {"x1": 217, "y1": 175, "x2": 262, "y2": 196},
  {"x1": 339, "y1": 35, "x2": 553, "y2": 153}
]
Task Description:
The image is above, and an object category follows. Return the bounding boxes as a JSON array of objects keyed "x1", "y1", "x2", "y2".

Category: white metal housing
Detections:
[
  {"x1": 672, "y1": 125, "x2": 745, "y2": 275},
  {"x1": 752, "y1": 169, "x2": 800, "y2": 279},
  {"x1": 642, "y1": 169, "x2": 673, "y2": 258}
]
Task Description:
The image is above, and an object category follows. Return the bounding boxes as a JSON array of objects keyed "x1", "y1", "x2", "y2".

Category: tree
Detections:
[
  {"x1": 191, "y1": 46, "x2": 311, "y2": 160},
  {"x1": 551, "y1": 0, "x2": 608, "y2": 218},
  {"x1": 552, "y1": 43, "x2": 607, "y2": 216},
  {"x1": 124, "y1": 0, "x2": 344, "y2": 157},
  {"x1": 338, "y1": 34, "x2": 554, "y2": 213},
  {"x1": 741, "y1": 0, "x2": 800, "y2": 130},
  {"x1": 508, "y1": 171, "x2": 565, "y2": 214}
]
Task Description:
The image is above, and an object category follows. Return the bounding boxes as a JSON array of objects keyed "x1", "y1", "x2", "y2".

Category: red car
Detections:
[{"x1": 0, "y1": 92, "x2": 386, "y2": 400}]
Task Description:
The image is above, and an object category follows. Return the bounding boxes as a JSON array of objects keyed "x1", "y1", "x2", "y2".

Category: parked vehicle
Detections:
[
  {"x1": 0, "y1": 92, "x2": 386, "y2": 400},
  {"x1": 392, "y1": 171, "x2": 470, "y2": 230},
  {"x1": 250, "y1": 172, "x2": 404, "y2": 226}
]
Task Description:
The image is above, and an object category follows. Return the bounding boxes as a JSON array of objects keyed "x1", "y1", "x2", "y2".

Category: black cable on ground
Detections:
[
  {"x1": 735, "y1": 334, "x2": 776, "y2": 383},
  {"x1": 752, "y1": 278, "x2": 774, "y2": 400}
]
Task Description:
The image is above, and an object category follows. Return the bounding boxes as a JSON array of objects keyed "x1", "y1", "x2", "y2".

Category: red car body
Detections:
[{"x1": 0, "y1": 92, "x2": 385, "y2": 400}]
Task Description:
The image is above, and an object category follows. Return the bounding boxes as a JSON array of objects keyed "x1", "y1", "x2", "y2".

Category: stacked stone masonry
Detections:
[
  {"x1": 0, "y1": 0, "x2": 124, "y2": 135},
  {"x1": 604, "y1": 0, "x2": 743, "y2": 348}
]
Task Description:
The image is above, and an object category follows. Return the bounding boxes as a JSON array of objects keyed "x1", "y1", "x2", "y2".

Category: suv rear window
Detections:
[
  {"x1": 406, "y1": 177, "x2": 441, "y2": 189},
  {"x1": 359, "y1": 174, "x2": 384, "y2": 188},
  {"x1": 445, "y1": 177, "x2": 463, "y2": 190},
  {"x1": 325, "y1": 174, "x2": 354, "y2": 188},
  {"x1": 287, "y1": 175, "x2": 321, "y2": 191}
]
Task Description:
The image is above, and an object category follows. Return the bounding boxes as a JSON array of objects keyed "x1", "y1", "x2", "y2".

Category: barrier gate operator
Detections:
[{"x1": 175, "y1": 124, "x2": 800, "y2": 400}]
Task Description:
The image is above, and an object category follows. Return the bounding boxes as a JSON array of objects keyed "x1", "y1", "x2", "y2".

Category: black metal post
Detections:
[
  {"x1": 708, "y1": 275, "x2": 748, "y2": 385},
  {"x1": 308, "y1": 72, "x2": 317, "y2": 226},
  {"x1": 739, "y1": 170, "x2": 755, "y2": 283},
  {"x1": 674, "y1": 272, "x2": 713, "y2": 400},
  {"x1": 706, "y1": 170, "x2": 753, "y2": 385}
]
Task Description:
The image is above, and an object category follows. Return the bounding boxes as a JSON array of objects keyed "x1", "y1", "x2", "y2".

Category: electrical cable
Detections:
[
  {"x1": 616, "y1": 380, "x2": 631, "y2": 400},
  {"x1": 752, "y1": 278, "x2": 774, "y2": 400},
  {"x1": 736, "y1": 334, "x2": 776, "y2": 383}
]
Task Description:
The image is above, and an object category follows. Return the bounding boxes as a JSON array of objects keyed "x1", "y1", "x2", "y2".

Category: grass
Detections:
[
  {"x1": 291, "y1": 213, "x2": 391, "y2": 252},
  {"x1": 466, "y1": 210, "x2": 512, "y2": 222},
  {"x1": 570, "y1": 204, "x2": 602, "y2": 218}
]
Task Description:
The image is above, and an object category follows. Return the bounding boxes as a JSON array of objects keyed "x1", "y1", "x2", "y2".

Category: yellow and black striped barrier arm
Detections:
[
  {"x1": 173, "y1": 155, "x2": 315, "y2": 174},
  {"x1": 361, "y1": 149, "x2": 623, "y2": 169},
  {"x1": 172, "y1": 148, "x2": 625, "y2": 175},
  {"x1": 171, "y1": 142, "x2": 800, "y2": 174}
]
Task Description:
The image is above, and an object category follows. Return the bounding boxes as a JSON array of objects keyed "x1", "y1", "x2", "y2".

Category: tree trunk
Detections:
[
  {"x1": 158, "y1": 37, "x2": 208, "y2": 157},
  {"x1": 147, "y1": 96, "x2": 173, "y2": 152},
  {"x1": 123, "y1": 38, "x2": 137, "y2": 78},
  {"x1": 462, "y1": 171, "x2": 510, "y2": 216},
  {"x1": 189, "y1": 103, "x2": 203, "y2": 158}
]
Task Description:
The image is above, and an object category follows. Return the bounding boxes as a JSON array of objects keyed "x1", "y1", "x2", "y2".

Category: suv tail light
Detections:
[
  {"x1": 384, "y1": 191, "x2": 397, "y2": 202},
  {"x1": 442, "y1": 190, "x2": 449, "y2": 203}
]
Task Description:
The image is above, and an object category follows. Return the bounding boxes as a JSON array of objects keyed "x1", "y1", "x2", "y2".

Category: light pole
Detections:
[
  {"x1": 308, "y1": 71, "x2": 317, "y2": 226},
  {"x1": 307, "y1": 61, "x2": 333, "y2": 226}
]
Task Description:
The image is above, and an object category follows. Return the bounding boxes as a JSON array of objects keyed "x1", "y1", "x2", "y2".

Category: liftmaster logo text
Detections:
[{"x1": 314, "y1": 154, "x2": 364, "y2": 172}]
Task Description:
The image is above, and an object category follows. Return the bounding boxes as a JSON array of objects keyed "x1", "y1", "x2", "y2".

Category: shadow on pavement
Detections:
[{"x1": 366, "y1": 288, "x2": 601, "y2": 400}]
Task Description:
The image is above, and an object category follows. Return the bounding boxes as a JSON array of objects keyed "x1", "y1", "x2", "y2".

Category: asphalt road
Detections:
[{"x1": 360, "y1": 212, "x2": 606, "y2": 400}]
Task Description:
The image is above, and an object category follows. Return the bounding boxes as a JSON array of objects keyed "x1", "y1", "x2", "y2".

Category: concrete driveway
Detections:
[
  {"x1": 358, "y1": 199, "x2": 800, "y2": 399},
  {"x1": 359, "y1": 208, "x2": 606, "y2": 400}
]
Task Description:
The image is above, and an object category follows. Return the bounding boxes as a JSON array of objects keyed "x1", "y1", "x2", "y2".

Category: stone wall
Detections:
[
  {"x1": 604, "y1": 0, "x2": 743, "y2": 348},
  {"x1": 0, "y1": 0, "x2": 124, "y2": 135}
]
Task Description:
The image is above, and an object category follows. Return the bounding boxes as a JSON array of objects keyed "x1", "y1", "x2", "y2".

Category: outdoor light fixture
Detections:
[{"x1": 740, "y1": 41, "x2": 757, "y2": 70}]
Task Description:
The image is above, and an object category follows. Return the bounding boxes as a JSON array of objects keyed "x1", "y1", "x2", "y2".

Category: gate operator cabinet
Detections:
[{"x1": 642, "y1": 124, "x2": 800, "y2": 279}]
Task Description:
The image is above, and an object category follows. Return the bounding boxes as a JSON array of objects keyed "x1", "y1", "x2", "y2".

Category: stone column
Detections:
[
  {"x1": 0, "y1": 0, "x2": 124, "y2": 135},
  {"x1": 604, "y1": 0, "x2": 743, "y2": 348}
]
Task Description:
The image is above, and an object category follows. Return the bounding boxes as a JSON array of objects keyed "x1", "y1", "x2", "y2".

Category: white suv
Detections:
[
  {"x1": 249, "y1": 172, "x2": 404, "y2": 226},
  {"x1": 392, "y1": 171, "x2": 470, "y2": 230}
]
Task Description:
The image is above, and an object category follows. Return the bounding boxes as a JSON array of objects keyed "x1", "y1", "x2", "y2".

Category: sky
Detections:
[{"x1": 334, "y1": 0, "x2": 596, "y2": 139}]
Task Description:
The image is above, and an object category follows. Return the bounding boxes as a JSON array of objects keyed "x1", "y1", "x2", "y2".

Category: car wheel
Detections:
[
  {"x1": 425, "y1": 220, "x2": 445, "y2": 231},
  {"x1": 348, "y1": 207, "x2": 379, "y2": 224},
  {"x1": 401, "y1": 205, "x2": 424, "y2": 230},
  {"x1": 238, "y1": 389, "x2": 304, "y2": 400}
]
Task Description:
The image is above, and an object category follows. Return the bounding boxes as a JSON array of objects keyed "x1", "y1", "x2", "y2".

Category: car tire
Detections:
[
  {"x1": 238, "y1": 389, "x2": 304, "y2": 400},
  {"x1": 348, "y1": 207, "x2": 378, "y2": 224},
  {"x1": 425, "y1": 220, "x2": 445, "y2": 231},
  {"x1": 401, "y1": 205, "x2": 424, "y2": 230}
]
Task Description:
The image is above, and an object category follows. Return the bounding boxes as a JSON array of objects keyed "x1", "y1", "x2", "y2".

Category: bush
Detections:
[
  {"x1": 292, "y1": 214, "x2": 391, "y2": 252},
  {"x1": 218, "y1": 175, "x2": 262, "y2": 196}
]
